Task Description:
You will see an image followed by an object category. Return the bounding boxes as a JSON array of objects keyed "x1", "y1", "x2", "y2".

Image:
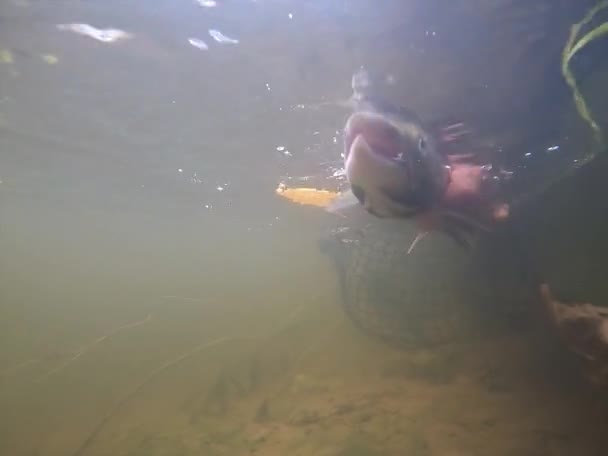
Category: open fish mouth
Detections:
[
  {"x1": 344, "y1": 111, "x2": 411, "y2": 166},
  {"x1": 341, "y1": 112, "x2": 424, "y2": 218}
]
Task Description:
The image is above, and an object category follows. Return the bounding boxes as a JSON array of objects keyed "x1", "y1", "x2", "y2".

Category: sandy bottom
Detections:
[{"x1": 63, "y1": 322, "x2": 608, "y2": 456}]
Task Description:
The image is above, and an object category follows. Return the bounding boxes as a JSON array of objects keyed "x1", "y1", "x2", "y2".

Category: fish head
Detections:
[{"x1": 341, "y1": 104, "x2": 450, "y2": 219}]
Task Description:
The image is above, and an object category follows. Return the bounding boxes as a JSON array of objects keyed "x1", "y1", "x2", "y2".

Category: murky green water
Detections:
[{"x1": 1, "y1": 1, "x2": 608, "y2": 455}]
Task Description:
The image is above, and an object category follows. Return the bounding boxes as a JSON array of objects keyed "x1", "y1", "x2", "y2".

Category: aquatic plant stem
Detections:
[{"x1": 562, "y1": 0, "x2": 608, "y2": 147}]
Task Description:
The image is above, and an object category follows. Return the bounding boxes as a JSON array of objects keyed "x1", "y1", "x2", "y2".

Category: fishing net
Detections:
[{"x1": 320, "y1": 217, "x2": 531, "y2": 348}]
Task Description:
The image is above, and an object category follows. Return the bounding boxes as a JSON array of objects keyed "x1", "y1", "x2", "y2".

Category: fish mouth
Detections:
[
  {"x1": 341, "y1": 110, "x2": 450, "y2": 219},
  {"x1": 342, "y1": 112, "x2": 422, "y2": 218},
  {"x1": 343, "y1": 111, "x2": 409, "y2": 165}
]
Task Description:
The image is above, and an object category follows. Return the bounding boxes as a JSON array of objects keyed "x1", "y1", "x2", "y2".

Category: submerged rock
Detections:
[{"x1": 541, "y1": 284, "x2": 608, "y2": 386}]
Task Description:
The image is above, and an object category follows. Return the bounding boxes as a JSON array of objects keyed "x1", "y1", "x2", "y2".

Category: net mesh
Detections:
[{"x1": 320, "y1": 219, "x2": 528, "y2": 348}]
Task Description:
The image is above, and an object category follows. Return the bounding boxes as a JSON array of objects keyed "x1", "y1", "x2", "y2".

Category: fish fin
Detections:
[
  {"x1": 325, "y1": 189, "x2": 361, "y2": 215},
  {"x1": 445, "y1": 122, "x2": 471, "y2": 134},
  {"x1": 446, "y1": 153, "x2": 477, "y2": 163},
  {"x1": 440, "y1": 123, "x2": 473, "y2": 143}
]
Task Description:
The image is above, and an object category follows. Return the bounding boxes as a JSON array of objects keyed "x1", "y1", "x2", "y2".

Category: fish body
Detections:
[
  {"x1": 341, "y1": 69, "x2": 450, "y2": 219},
  {"x1": 329, "y1": 68, "x2": 507, "y2": 251}
]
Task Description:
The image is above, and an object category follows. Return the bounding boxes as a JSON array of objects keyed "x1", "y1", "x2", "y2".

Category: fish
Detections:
[
  {"x1": 328, "y1": 68, "x2": 507, "y2": 253},
  {"x1": 56, "y1": 24, "x2": 133, "y2": 43},
  {"x1": 340, "y1": 68, "x2": 450, "y2": 219}
]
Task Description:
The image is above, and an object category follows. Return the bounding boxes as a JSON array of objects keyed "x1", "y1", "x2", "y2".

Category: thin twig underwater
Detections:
[
  {"x1": 71, "y1": 335, "x2": 244, "y2": 456},
  {"x1": 3, "y1": 294, "x2": 212, "y2": 384},
  {"x1": 1, "y1": 314, "x2": 153, "y2": 382},
  {"x1": 0, "y1": 359, "x2": 43, "y2": 377},
  {"x1": 35, "y1": 314, "x2": 153, "y2": 383}
]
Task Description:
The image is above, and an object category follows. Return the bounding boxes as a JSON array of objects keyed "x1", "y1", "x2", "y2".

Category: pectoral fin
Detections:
[{"x1": 325, "y1": 189, "x2": 361, "y2": 215}]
